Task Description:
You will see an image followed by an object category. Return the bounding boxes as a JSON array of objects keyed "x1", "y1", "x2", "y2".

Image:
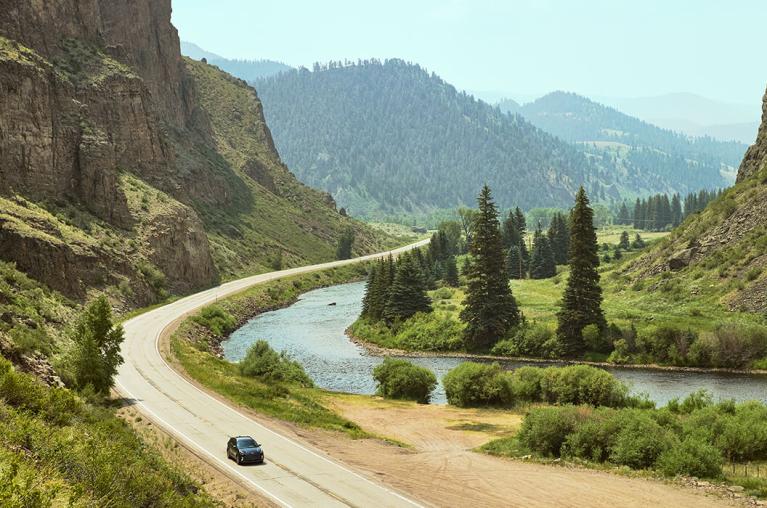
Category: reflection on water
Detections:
[{"x1": 223, "y1": 282, "x2": 767, "y2": 405}]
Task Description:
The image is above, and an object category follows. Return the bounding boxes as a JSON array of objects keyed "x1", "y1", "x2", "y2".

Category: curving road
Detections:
[{"x1": 115, "y1": 240, "x2": 429, "y2": 508}]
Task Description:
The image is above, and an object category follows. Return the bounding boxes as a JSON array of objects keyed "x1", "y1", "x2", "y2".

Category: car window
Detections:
[{"x1": 237, "y1": 438, "x2": 258, "y2": 448}]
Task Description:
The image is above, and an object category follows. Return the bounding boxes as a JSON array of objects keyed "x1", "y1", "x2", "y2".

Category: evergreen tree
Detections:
[
  {"x1": 556, "y1": 187, "x2": 606, "y2": 357},
  {"x1": 631, "y1": 233, "x2": 646, "y2": 249},
  {"x1": 507, "y1": 246, "x2": 524, "y2": 280},
  {"x1": 460, "y1": 186, "x2": 522, "y2": 350},
  {"x1": 530, "y1": 225, "x2": 556, "y2": 279},
  {"x1": 69, "y1": 296, "x2": 125, "y2": 394},
  {"x1": 617, "y1": 203, "x2": 630, "y2": 225},
  {"x1": 444, "y1": 256, "x2": 459, "y2": 287},
  {"x1": 671, "y1": 194, "x2": 682, "y2": 227},
  {"x1": 633, "y1": 198, "x2": 642, "y2": 230},
  {"x1": 384, "y1": 254, "x2": 432, "y2": 322},
  {"x1": 335, "y1": 227, "x2": 355, "y2": 259},
  {"x1": 547, "y1": 212, "x2": 570, "y2": 265},
  {"x1": 618, "y1": 230, "x2": 630, "y2": 250},
  {"x1": 613, "y1": 246, "x2": 623, "y2": 260}
]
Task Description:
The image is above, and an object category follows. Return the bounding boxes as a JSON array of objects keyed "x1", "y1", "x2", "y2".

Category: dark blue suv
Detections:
[{"x1": 227, "y1": 436, "x2": 265, "y2": 465}]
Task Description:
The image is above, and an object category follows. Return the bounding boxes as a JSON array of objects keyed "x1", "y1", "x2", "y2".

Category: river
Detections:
[{"x1": 223, "y1": 282, "x2": 767, "y2": 405}]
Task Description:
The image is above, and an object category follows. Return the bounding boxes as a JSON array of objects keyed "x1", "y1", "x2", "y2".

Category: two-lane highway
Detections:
[{"x1": 115, "y1": 240, "x2": 429, "y2": 507}]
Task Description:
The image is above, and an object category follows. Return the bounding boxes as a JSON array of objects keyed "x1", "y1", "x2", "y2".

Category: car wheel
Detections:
[{"x1": 236, "y1": 454, "x2": 242, "y2": 465}]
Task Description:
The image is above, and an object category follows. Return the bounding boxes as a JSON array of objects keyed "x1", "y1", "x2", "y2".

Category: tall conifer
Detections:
[
  {"x1": 460, "y1": 186, "x2": 521, "y2": 350},
  {"x1": 556, "y1": 187, "x2": 605, "y2": 356}
]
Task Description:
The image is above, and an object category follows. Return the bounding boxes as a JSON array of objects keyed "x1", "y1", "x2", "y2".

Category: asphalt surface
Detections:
[{"x1": 115, "y1": 240, "x2": 428, "y2": 508}]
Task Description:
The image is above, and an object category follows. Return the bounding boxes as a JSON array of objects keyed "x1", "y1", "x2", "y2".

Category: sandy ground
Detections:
[{"x1": 316, "y1": 395, "x2": 741, "y2": 508}]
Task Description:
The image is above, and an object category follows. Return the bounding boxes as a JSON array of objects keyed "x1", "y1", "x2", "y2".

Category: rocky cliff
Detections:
[
  {"x1": 0, "y1": 0, "x2": 391, "y2": 306},
  {"x1": 737, "y1": 86, "x2": 767, "y2": 183}
]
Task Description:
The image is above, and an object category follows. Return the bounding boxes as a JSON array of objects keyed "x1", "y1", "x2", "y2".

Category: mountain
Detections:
[
  {"x1": 0, "y1": 0, "x2": 390, "y2": 308},
  {"x1": 255, "y1": 59, "x2": 625, "y2": 218},
  {"x1": 626, "y1": 85, "x2": 767, "y2": 312},
  {"x1": 255, "y1": 60, "x2": 733, "y2": 218},
  {"x1": 604, "y1": 93, "x2": 760, "y2": 144},
  {"x1": 515, "y1": 91, "x2": 744, "y2": 189},
  {"x1": 181, "y1": 40, "x2": 292, "y2": 81}
]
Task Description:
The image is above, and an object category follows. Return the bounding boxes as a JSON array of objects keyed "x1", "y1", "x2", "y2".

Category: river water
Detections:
[{"x1": 223, "y1": 282, "x2": 767, "y2": 405}]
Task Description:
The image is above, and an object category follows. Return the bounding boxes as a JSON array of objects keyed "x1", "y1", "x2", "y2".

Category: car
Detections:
[{"x1": 227, "y1": 436, "x2": 265, "y2": 465}]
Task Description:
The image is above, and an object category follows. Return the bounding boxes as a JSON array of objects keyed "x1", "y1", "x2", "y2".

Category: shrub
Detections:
[
  {"x1": 539, "y1": 365, "x2": 632, "y2": 408},
  {"x1": 508, "y1": 366, "x2": 544, "y2": 401},
  {"x1": 609, "y1": 412, "x2": 671, "y2": 469},
  {"x1": 192, "y1": 305, "x2": 236, "y2": 337},
  {"x1": 518, "y1": 406, "x2": 580, "y2": 457},
  {"x1": 582, "y1": 324, "x2": 611, "y2": 354},
  {"x1": 707, "y1": 324, "x2": 767, "y2": 368},
  {"x1": 491, "y1": 324, "x2": 561, "y2": 358},
  {"x1": 442, "y1": 362, "x2": 512, "y2": 407},
  {"x1": 657, "y1": 436, "x2": 723, "y2": 478},
  {"x1": 432, "y1": 287, "x2": 454, "y2": 300},
  {"x1": 395, "y1": 313, "x2": 463, "y2": 351},
  {"x1": 372, "y1": 358, "x2": 436, "y2": 403},
  {"x1": 239, "y1": 340, "x2": 313, "y2": 386}
]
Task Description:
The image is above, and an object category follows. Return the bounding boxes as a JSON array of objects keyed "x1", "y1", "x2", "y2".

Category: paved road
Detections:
[{"x1": 115, "y1": 240, "x2": 428, "y2": 508}]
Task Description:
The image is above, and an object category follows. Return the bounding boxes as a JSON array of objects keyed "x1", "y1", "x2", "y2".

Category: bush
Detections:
[
  {"x1": 582, "y1": 324, "x2": 611, "y2": 354},
  {"x1": 609, "y1": 412, "x2": 671, "y2": 469},
  {"x1": 239, "y1": 340, "x2": 313, "y2": 386},
  {"x1": 508, "y1": 366, "x2": 544, "y2": 401},
  {"x1": 491, "y1": 324, "x2": 561, "y2": 358},
  {"x1": 372, "y1": 358, "x2": 436, "y2": 403},
  {"x1": 192, "y1": 305, "x2": 236, "y2": 337},
  {"x1": 518, "y1": 406, "x2": 580, "y2": 457},
  {"x1": 442, "y1": 362, "x2": 512, "y2": 407},
  {"x1": 432, "y1": 287, "x2": 454, "y2": 300},
  {"x1": 394, "y1": 313, "x2": 463, "y2": 351},
  {"x1": 657, "y1": 436, "x2": 723, "y2": 478},
  {"x1": 538, "y1": 365, "x2": 633, "y2": 408}
]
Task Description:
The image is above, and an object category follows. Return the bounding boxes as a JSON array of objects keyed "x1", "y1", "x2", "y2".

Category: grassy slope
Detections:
[{"x1": 184, "y1": 58, "x2": 404, "y2": 279}]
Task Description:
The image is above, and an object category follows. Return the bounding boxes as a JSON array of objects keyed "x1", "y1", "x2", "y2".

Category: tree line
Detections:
[{"x1": 615, "y1": 189, "x2": 724, "y2": 231}]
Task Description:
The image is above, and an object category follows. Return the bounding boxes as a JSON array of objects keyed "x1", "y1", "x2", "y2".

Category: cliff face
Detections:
[
  {"x1": 0, "y1": 0, "x2": 390, "y2": 305},
  {"x1": 737, "y1": 86, "x2": 767, "y2": 183}
]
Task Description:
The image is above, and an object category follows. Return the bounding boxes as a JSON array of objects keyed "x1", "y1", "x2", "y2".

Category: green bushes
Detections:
[
  {"x1": 443, "y1": 363, "x2": 642, "y2": 409},
  {"x1": 508, "y1": 391, "x2": 767, "y2": 479},
  {"x1": 372, "y1": 358, "x2": 437, "y2": 403},
  {"x1": 349, "y1": 313, "x2": 463, "y2": 352},
  {"x1": 238, "y1": 340, "x2": 313, "y2": 386},
  {"x1": 192, "y1": 305, "x2": 236, "y2": 337},
  {"x1": 442, "y1": 362, "x2": 512, "y2": 407},
  {"x1": 491, "y1": 324, "x2": 562, "y2": 358}
]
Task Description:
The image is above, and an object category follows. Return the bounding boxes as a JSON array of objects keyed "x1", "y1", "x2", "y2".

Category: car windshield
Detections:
[{"x1": 237, "y1": 438, "x2": 258, "y2": 448}]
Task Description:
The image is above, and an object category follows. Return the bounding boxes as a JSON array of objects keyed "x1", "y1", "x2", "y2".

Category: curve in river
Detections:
[{"x1": 224, "y1": 282, "x2": 767, "y2": 406}]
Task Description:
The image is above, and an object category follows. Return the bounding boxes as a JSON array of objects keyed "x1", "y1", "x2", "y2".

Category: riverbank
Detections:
[{"x1": 346, "y1": 329, "x2": 767, "y2": 377}]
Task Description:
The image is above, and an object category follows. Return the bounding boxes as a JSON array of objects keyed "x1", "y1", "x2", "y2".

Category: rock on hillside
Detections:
[{"x1": 0, "y1": 0, "x2": 389, "y2": 306}]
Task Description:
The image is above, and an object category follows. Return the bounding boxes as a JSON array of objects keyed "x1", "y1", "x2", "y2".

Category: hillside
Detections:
[
  {"x1": 0, "y1": 0, "x2": 392, "y2": 310},
  {"x1": 256, "y1": 59, "x2": 619, "y2": 218},
  {"x1": 515, "y1": 92, "x2": 743, "y2": 191},
  {"x1": 624, "y1": 85, "x2": 767, "y2": 312},
  {"x1": 181, "y1": 41, "x2": 292, "y2": 81}
]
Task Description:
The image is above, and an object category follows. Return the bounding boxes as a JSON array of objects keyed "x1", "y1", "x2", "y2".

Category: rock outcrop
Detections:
[{"x1": 737, "y1": 85, "x2": 767, "y2": 183}]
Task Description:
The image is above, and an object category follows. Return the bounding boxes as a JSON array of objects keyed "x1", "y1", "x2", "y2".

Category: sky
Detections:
[{"x1": 172, "y1": 0, "x2": 765, "y2": 108}]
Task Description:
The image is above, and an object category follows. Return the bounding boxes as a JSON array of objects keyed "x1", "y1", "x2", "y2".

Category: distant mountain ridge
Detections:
[
  {"x1": 255, "y1": 59, "x2": 619, "y2": 218},
  {"x1": 181, "y1": 41, "x2": 293, "y2": 81},
  {"x1": 255, "y1": 60, "x2": 733, "y2": 218}
]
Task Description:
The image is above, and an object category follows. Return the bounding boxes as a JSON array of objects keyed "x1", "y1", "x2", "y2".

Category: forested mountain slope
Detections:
[
  {"x1": 624, "y1": 85, "x2": 767, "y2": 313},
  {"x1": 256, "y1": 60, "x2": 617, "y2": 218},
  {"x1": 0, "y1": 0, "x2": 390, "y2": 309},
  {"x1": 514, "y1": 91, "x2": 744, "y2": 191}
]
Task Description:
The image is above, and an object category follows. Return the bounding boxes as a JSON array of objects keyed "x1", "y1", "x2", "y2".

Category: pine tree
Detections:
[
  {"x1": 617, "y1": 203, "x2": 630, "y2": 226},
  {"x1": 361, "y1": 260, "x2": 387, "y2": 321},
  {"x1": 530, "y1": 225, "x2": 556, "y2": 279},
  {"x1": 619, "y1": 230, "x2": 630, "y2": 250},
  {"x1": 671, "y1": 194, "x2": 682, "y2": 227},
  {"x1": 633, "y1": 198, "x2": 642, "y2": 230},
  {"x1": 507, "y1": 246, "x2": 524, "y2": 280},
  {"x1": 613, "y1": 246, "x2": 623, "y2": 260},
  {"x1": 336, "y1": 227, "x2": 355, "y2": 259},
  {"x1": 460, "y1": 186, "x2": 522, "y2": 350},
  {"x1": 69, "y1": 296, "x2": 125, "y2": 394},
  {"x1": 547, "y1": 212, "x2": 570, "y2": 265},
  {"x1": 384, "y1": 254, "x2": 432, "y2": 322},
  {"x1": 556, "y1": 187, "x2": 606, "y2": 357},
  {"x1": 444, "y1": 256, "x2": 459, "y2": 287}
]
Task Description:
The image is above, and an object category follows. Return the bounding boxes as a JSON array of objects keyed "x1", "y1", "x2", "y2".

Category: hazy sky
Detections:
[{"x1": 172, "y1": 0, "x2": 765, "y2": 106}]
